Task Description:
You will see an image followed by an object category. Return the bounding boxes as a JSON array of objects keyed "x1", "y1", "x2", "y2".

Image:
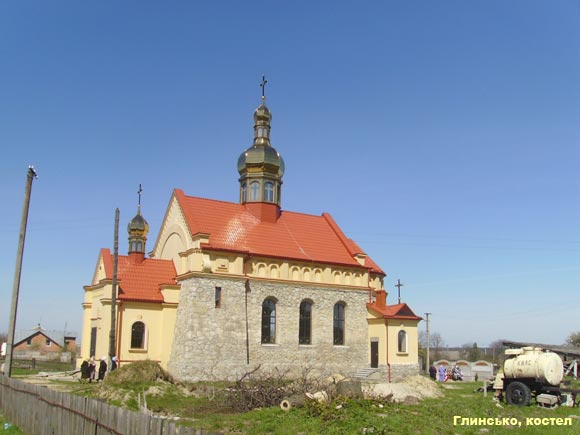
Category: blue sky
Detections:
[{"x1": 1, "y1": 1, "x2": 579, "y2": 347}]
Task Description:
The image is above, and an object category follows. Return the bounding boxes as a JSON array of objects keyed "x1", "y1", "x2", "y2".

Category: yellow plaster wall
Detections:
[
  {"x1": 80, "y1": 283, "x2": 111, "y2": 360},
  {"x1": 368, "y1": 318, "x2": 387, "y2": 365},
  {"x1": 92, "y1": 256, "x2": 108, "y2": 285},
  {"x1": 80, "y1": 302, "x2": 93, "y2": 362},
  {"x1": 160, "y1": 287, "x2": 180, "y2": 304},
  {"x1": 153, "y1": 196, "x2": 190, "y2": 274},
  {"x1": 160, "y1": 304, "x2": 177, "y2": 367},
  {"x1": 387, "y1": 319, "x2": 419, "y2": 364},
  {"x1": 118, "y1": 302, "x2": 175, "y2": 369},
  {"x1": 367, "y1": 311, "x2": 420, "y2": 366},
  {"x1": 246, "y1": 257, "x2": 371, "y2": 288}
]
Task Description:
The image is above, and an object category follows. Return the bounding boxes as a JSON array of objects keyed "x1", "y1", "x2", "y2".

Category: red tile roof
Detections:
[
  {"x1": 174, "y1": 189, "x2": 385, "y2": 274},
  {"x1": 367, "y1": 302, "x2": 423, "y2": 321},
  {"x1": 99, "y1": 249, "x2": 177, "y2": 303}
]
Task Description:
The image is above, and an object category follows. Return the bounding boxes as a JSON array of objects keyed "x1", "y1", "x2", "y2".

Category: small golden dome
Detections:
[
  {"x1": 254, "y1": 103, "x2": 271, "y2": 123},
  {"x1": 127, "y1": 210, "x2": 149, "y2": 236}
]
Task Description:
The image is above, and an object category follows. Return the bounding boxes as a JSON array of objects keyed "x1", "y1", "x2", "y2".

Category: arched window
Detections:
[
  {"x1": 250, "y1": 181, "x2": 260, "y2": 201},
  {"x1": 299, "y1": 300, "x2": 312, "y2": 344},
  {"x1": 241, "y1": 182, "x2": 247, "y2": 202},
  {"x1": 264, "y1": 182, "x2": 274, "y2": 202},
  {"x1": 131, "y1": 321, "x2": 145, "y2": 349},
  {"x1": 333, "y1": 302, "x2": 346, "y2": 345},
  {"x1": 398, "y1": 330, "x2": 407, "y2": 353},
  {"x1": 261, "y1": 298, "x2": 276, "y2": 344}
]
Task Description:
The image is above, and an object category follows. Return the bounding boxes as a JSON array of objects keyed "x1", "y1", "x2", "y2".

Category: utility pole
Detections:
[
  {"x1": 5, "y1": 166, "x2": 37, "y2": 377},
  {"x1": 425, "y1": 312, "x2": 431, "y2": 372},
  {"x1": 108, "y1": 208, "x2": 120, "y2": 366}
]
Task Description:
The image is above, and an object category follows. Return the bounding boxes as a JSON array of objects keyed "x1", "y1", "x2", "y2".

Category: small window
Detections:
[
  {"x1": 398, "y1": 330, "x2": 407, "y2": 353},
  {"x1": 333, "y1": 302, "x2": 346, "y2": 345},
  {"x1": 250, "y1": 181, "x2": 260, "y2": 201},
  {"x1": 241, "y1": 182, "x2": 247, "y2": 202},
  {"x1": 215, "y1": 286, "x2": 222, "y2": 308},
  {"x1": 45, "y1": 339, "x2": 51, "y2": 347},
  {"x1": 26, "y1": 338, "x2": 32, "y2": 346},
  {"x1": 261, "y1": 298, "x2": 276, "y2": 344},
  {"x1": 131, "y1": 321, "x2": 145, "y2": 349},
  {"x1": 299, "y1": 300, "x2": 312, "y2": 344},
  {"x1": 264, "y1": 182, "x2": 274, "y2": 202}
]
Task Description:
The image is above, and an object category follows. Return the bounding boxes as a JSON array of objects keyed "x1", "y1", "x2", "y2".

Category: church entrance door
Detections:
[{"x1": 370, "y1": 341, "x2": 378, "y2": 368}]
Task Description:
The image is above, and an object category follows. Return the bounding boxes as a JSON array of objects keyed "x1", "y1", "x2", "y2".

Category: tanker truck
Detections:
[{"x1": 495, "y1": 347, "x2": 578, "y2": 407}]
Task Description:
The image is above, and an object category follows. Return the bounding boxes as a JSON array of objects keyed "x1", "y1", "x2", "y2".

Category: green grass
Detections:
[
  {"x1": 0, "y1": 413, "x2": 23, "y2": 435},
  {"x1": 9, "y1": 359, "x2": 74, "y2": 376},
  {"x1": 53, "y1": 377, "x2": 580, "y2": 434}
]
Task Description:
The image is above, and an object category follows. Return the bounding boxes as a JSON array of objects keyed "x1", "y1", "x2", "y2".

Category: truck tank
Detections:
[{"x1": 503, "y1": 347, "x2": 563, "y2": 386}]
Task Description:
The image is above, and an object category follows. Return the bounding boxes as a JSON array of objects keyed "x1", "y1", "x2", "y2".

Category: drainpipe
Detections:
[
  {"x1": 367, "y1": 268, "x2": 372, "y2": 303},
  {"x1": 243, "y1": 254, "x2": 252, "y2": 365},
  {"x1": 385, "y1": 318, "x2": 391, "y2": 382}
]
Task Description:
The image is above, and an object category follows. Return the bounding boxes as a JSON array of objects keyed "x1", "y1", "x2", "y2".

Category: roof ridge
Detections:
[
  {"x1": 321, "y1": 212, "x2": 362, "y2": 256},
  {"x1": 178, "y1": 190, "x2": 243, "y2": 207}
]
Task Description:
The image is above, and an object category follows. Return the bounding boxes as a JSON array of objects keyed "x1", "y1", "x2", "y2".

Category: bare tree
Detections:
[{"x1": 419, "y1": 331, "x2": 446, "y2": 361}]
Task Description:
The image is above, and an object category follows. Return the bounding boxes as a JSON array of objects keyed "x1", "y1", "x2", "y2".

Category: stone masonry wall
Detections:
[
  {"x1": 168, "y1": 276, "x2": 370, "y2": 381},
  {"x1": 389, "y1": 363, "x2": 420, "y2": 382}
]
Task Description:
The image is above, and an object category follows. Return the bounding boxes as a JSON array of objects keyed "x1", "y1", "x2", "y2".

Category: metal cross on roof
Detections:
[
  {"x1": 260, "y1": 75, "x2": 268, "y2": 101},
  {"x1": 137, "y1": 184, "x2": 143, "y2": 206},
  {"x1": 395, "y1": 279, "x2": 404, "y2": 304}
]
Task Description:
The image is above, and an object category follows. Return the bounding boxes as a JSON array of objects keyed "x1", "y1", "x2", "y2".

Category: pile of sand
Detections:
[
  {"x1": 104, "y1": 360, "x2": 173, "y2": 386},
  {"x1": 363, "y1": 375, "x2": 443, "y2": 403}
]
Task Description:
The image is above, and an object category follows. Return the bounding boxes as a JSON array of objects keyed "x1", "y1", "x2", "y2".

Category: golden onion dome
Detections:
[
  {"x1": 127, "y1": 210, "x2": 149, "y2": 236},
  {"x1": 238, "y1": 145, "x2": 285, "y2": 177},
  {"x1": 254, "y1": 103, "x2": 271, "y2": 123}
]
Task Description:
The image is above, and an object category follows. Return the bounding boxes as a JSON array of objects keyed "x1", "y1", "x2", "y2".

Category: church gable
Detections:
[
  {"x1": 151, "y1": 193, "x2": 191, "y2": 274},
  {"x1": 91, "y1": 248, "x2": 112, "y2": 285}
]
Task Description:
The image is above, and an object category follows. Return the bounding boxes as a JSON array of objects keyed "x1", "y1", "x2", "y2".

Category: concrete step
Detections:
[{"x1": 353, "y1": 368, "x2": 380, "y2": 379}]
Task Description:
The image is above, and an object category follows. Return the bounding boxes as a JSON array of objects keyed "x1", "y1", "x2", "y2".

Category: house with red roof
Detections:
[{"x1": 81, "y1": 88, "x2": 421, "y2": 381}]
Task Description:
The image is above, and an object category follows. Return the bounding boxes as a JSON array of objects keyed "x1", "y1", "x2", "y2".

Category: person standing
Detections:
[
  {"x1": 429, "y1": 365, "x2": 436, "y2": 380},
  {"x1": 98, "y1": 356, "x2": 107, "y2": 381},
  {"x1": 80, "y1": 359, "x2": 89, "y2": 381},
  {"x1": 88, "y1": 356, "x2": 96, "y2": 383},
  {"x1": 438, "y1": 364, "x2": 446, "y2": 382}
]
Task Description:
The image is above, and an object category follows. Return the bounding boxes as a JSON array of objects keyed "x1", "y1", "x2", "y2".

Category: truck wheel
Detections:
[{"x1": 506, "y1": 381, "x2": 531, "y2": 406}]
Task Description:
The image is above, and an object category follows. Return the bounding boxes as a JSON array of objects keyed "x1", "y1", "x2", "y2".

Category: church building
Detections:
[{"x1": 81, "y1": 84, "x2": 421, "y2": 382}]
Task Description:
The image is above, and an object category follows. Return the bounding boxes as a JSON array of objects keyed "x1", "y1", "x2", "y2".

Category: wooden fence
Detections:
[{"x1": 0, "y1": 376, "x2": 221, "y2": 435}]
